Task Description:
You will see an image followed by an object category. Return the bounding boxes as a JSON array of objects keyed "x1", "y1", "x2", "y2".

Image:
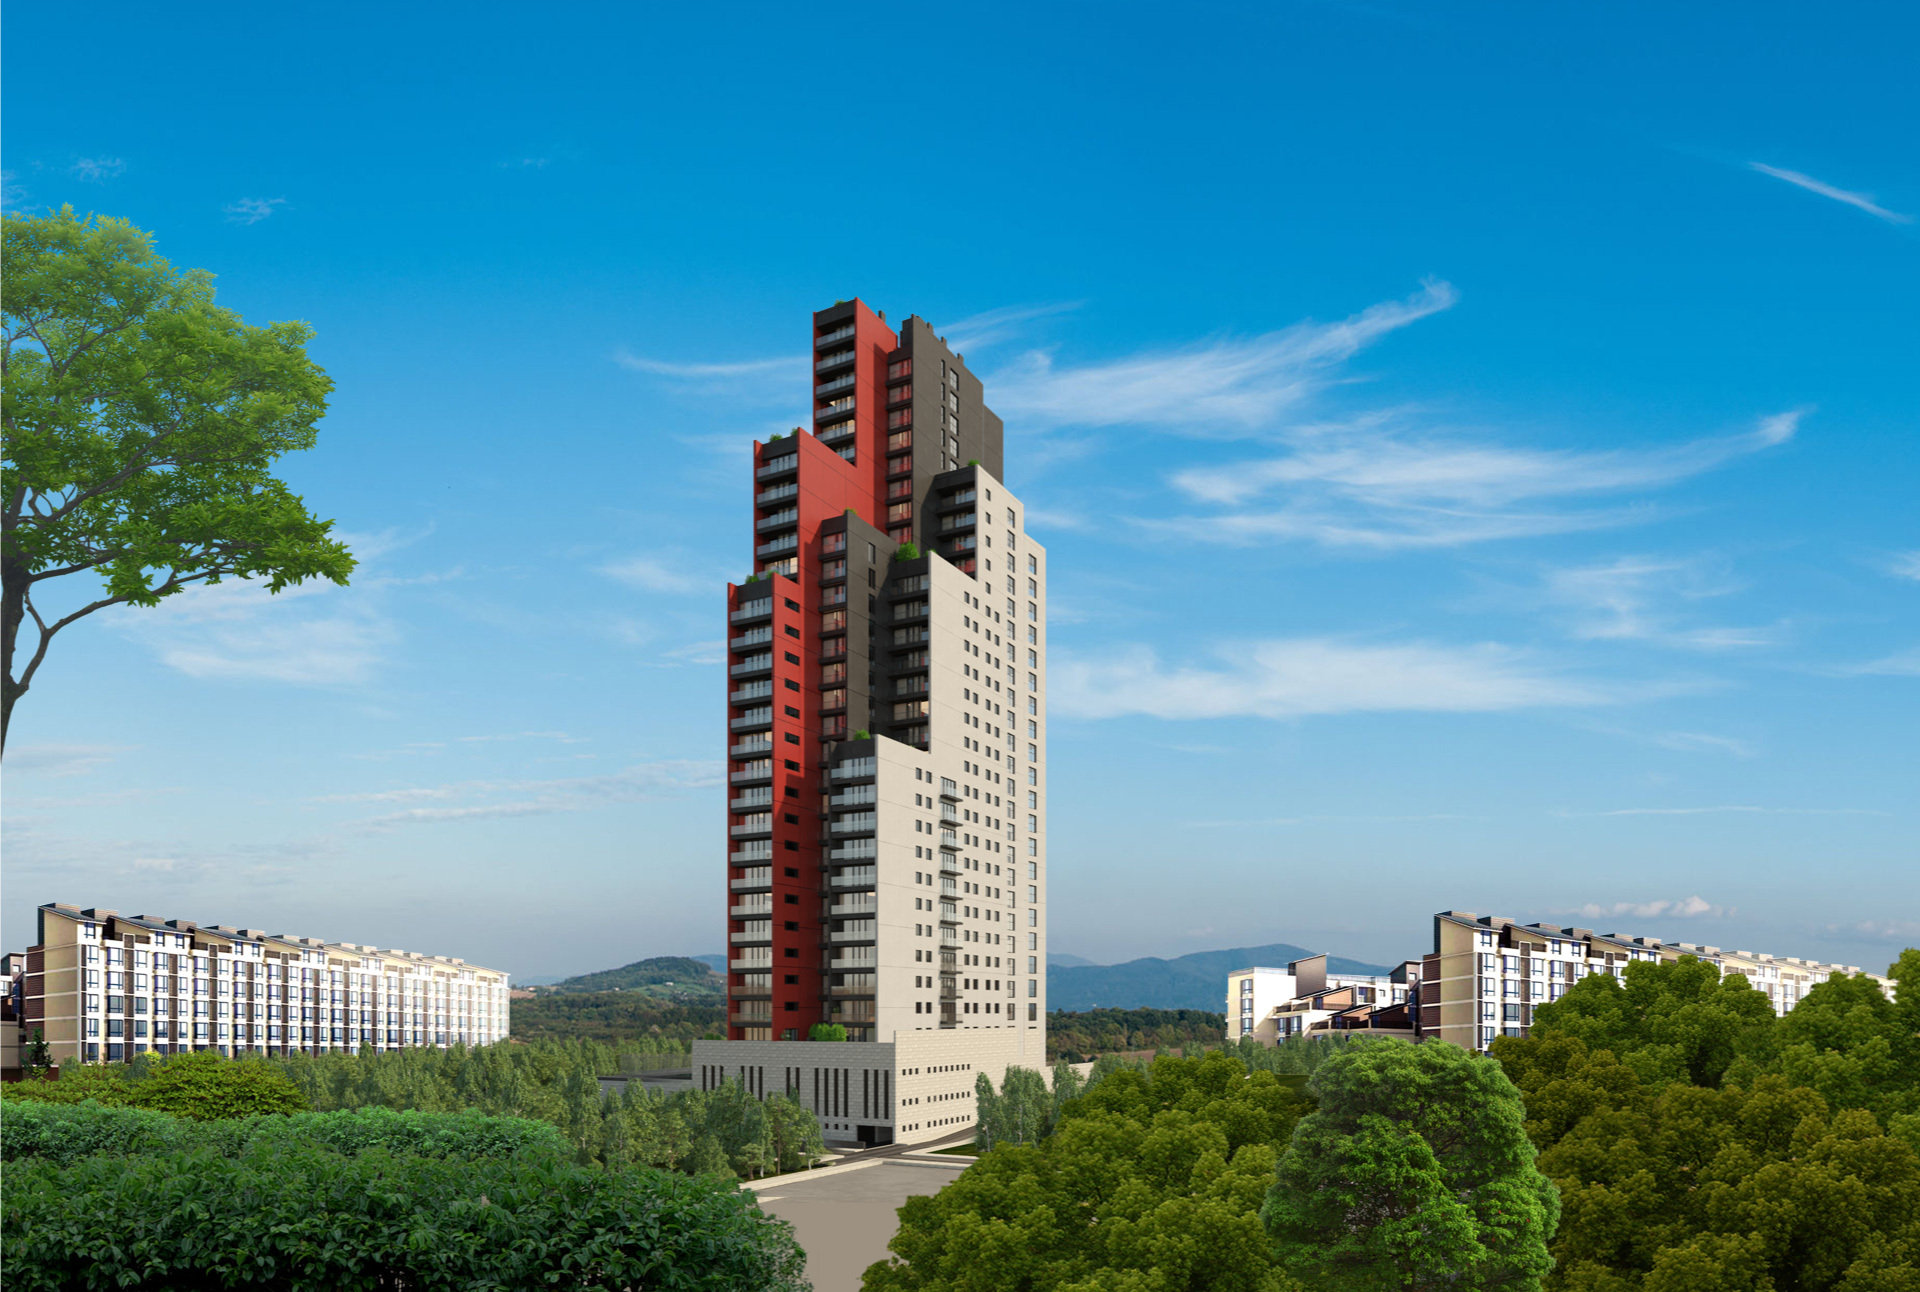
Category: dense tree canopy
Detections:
[
  {"x1": 867, "y1": 1049, "x2": 1315, "y2": 1292},
  {"x1": 1263, "y1": 1041, "x2": 1559, "y2": 1292},
  {"x1": 1047, "y1": 1008, "x2": 1230, "y2": 1061},
  {"x1": 1, "y1": 207, "x2": 352, "y2": 750}
]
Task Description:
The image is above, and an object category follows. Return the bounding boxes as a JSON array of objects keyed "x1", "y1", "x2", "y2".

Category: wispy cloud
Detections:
[
  {"x1": 1580, "y1": 805, "x2": 1887, "y2": 817},
  {"x1": 1830, "y1": 919, "x2": 1920, "y2": 944},
  {"x1": 0, "y1": 170, "x2": 25, "y2": 210},
  {"x1": 1542, "y1": 555, "x2": 1778, "y2": 650},
  {"x1": 1569, "y1": 895, "x2": 1728, "y2": 920},
  {"x1": 501, "y1": 157, "x2": 549, "y2": 169},
  {"x1": 70, "y1": 157, "x2": 127, "y2": 183},
  {"x1": 1650, "y1": 731, "x2": 1755, "y2": 758},
  {"x1": 112, "y1": 578, "x2": 391, "y2": 686},
  {"x1": 1749, "y1": 162, "x2": 1912, "y2": 225},
  {"x1": 1888, "y1": 552, "x2": 1920, "y2": 582},
  {"x1": 350, "y1": 759, "x2": 722, "y2": 829},
  {"x1": 988, "y1": 280, "x2": 1457, "y2": 433},
  {"x1": 1833, "y1": 648, "x2": 1920, "y2": 678},
  {"x1": 1163, "y1": 411, "x2": 1800, "y2": 550},
  {"x1": 456, "y1": 731, "x2": 586, "y2": 745},
  {"x1": 612, "y1": 349, "x2": 808, "y2": 408},
  {"x1": 1051, "y1": 637, "x2": 1622, "y2": 721},
  {"x1": 936, "y1": 302, "x2": 1082, "y2": 353},
  {"x1": 600, "y1": 554, "x2": 715, "y2": 595},
  {"x1": 5, "y1": 744, "x2": 131, "y2": 777},
  {"x1": 224, "y1": 197, "x2": 286, "y2": 225}
]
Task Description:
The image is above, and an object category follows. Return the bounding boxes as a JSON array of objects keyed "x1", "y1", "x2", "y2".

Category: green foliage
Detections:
[
  {"x1": 1, "y1": 208, "x2": 353, "y2": 747},
  {"x1": 3, "y1": 1101, "x2": 567, "y2": 1168},
  {"x1": 1048, "y1": 1006, "x2": 1229, "y2": 1060},
  {"x1": 511, "y1": 989, "x2": 724, "y2": 1045},
  {"x1": 809, "y1": 1022, "x2": 850, "y2": 1042},
  {"x1": 852, "y1": 728, "x2": 871, "y2": 739},
  {"x1": 3, "y1": 1144, "x2": 807, "y2": 1291},
  {"x1": 24, "y1": 1027, "x2": 53, "y2": 1073},
  {"x1": 895, "y1": 542, "x2": 921, "y2": 559},
  {"x1": 538, "y1": 955, "x2": 725, "y2": 997},
  {"x1": 1262, "y1": 1040, "x2": 1559, "y2": 1292},
  {"x1": 870, "y1": 1049, "x2": 1314, "y2": 1291},
  {"x1": 1496, "y1": 948, "x2": 1920, "y2": 1291},
  {"x1": 3, "y1": 1051, "x2": 306, "y2": 1119}
]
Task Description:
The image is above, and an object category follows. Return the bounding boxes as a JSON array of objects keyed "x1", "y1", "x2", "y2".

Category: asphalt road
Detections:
[{"x1": 753, "y1": 1154, "x2": 974, "y2": 1292}]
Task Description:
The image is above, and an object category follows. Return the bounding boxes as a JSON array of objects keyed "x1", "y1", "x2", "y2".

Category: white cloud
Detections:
[
  {"x1": 113, "y1": 578, "x2": 390, "y2": 686},
  {"x1": 1164, "y1": 411, "x2": 1800, "y2": 550},
  {"x1": 1651, "y1": 731, "x2": 1755, "y2": 758},
  {"x1": 1, "y1": 170, "x2": 25, "y2": 210},
  {"x1": 1571, "y1": 895, "x2": 1727, "y2": 920},
  {"x1": 1836, "y1": 648, "x2": 1920, "y2": 677},
  {"x1": 1831, "y1": 919, "x2": 1920, "y2": 944},
  {"x1": 70, "y1": 157, "x2": 127, "y2": 182},
  {"x1": 5, "y1": 743, "x2": 130, "y2": 777},
  {"x1": 1542, "y1": 556, "x2": 1779, "y2": 650},
  {"x1": 987, "y1": 280, "x2": 1457, "y2": 433},
  {"x1": 456, "y1": 731, "x2": 586, "y2": 745},
  {"x1": 1051, "y1": 637, "x2": 1616, "y2": 721},
  {"x1": 600, "y1": 555, "x2": 713, "y2": 594},
  {"x1": 1888, "y1": 552, "x2": 1920, "y2": 582},
  {"x1": 1585, "y1": 805, "x2": 1885, "y2": 817},
  {"x1": 224, "y1": 197, "x2": 286, "y2": 225},
  {"x1": 352, "y1": 759, "x2": 722, "y2": 829},
  {"x1": 1749, "y1": 163, "x2": 1912, "y2": 225},
  {"x1": 935, "y1": 302, "x2": 1083, "y2": 353}
]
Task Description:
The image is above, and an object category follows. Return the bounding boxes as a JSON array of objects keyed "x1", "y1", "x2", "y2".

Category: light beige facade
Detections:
[
  {"x1": 1423, "y1": 910, "x2": 1891, "y2": 1051},
  {"x1": 1228, "y1": 954, "x2": 1418, "y2": 1044},
  {"x1": 18, "y1": 903, "x2": 510, "y2": 1067}
]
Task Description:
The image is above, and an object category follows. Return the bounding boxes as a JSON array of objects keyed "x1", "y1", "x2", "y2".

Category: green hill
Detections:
[{"x1": 539, "y1": 956, "x2": 725, "y2": 998}]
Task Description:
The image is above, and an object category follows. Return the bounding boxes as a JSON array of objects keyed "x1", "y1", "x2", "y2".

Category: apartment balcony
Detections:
[
  {"x1": 830, "y1": 1001, "x2": 877, "y2": 1023},
  {"x1": 831, "y1": 758, "x2": 876, "y2": 781},
  {"x1": 819, "y1": 419, "x2": 856, "y2": 443},
  {"x1": 944, "y1": 535, "x2": 977, "y2": 554},
  {"x1": 814, "y1": 349, "x2": 854, "y2": 373},
  {"x1": 728, "y1": 683, "x2": 772, "y2": 705},
  {"x1": 815, "y1": 324, "x2": 855, "y2": 349},
  {"x1": 892, "y1": 601, "x2": 928, "y2": 622},
  {"x1": 895, "y1": 676, "x2": 928, "y2": 697},
  {"x1": 938, "y1": 488, "x2": 977, "y2": 513},
  {"x1": 730, "y1": 930, "x2": 773, "y2": 946},
  {"x1": 828, "y1": 786, "x2": 875, "y2": 808},
  {"x1": 816, "y1": 396, "x2": 855, "y2": 421},
  {"x1": 815, "y1": 373, "x2": 857, "y2": 399},
  {"x1": 755, "y1": 533, "x2": 798, "y2": 558},
  {"x1": 729, "y1": 602, "x2": 773, "y2": 626},
  {"x1": 939, "y1": 512, "x2": 975, "y2": 533},
  {"x1": 754, "y1": 483, "x2": 797, "y2": 508},
  {"x1": 730, "y1": 709, "x2": 773, "y2": 732},
  {"x1": 940, "y1": 927, "x2": 958, "y2": 946},
  {"x1": 828, "y1": 984, "x2": 876, "y2": 999},
  {"x1": 891, "y1": 626, "x2": 929, "y2": 647},
  {"x1": 729, "y1": 822, "x2": 772, "y2": 840},
  {"x1": 939, "y1": 805, "x2": 961, "y2": 826},
  {"x1": 939, "y1": 852, "x2": 960, "y2": 875},
  {"x1": 730, "y1": 627, "x2": 772, "y2": 650},
  {"x1": 830, "y1": 813, "x2": 876, "y2": 836},
  {"x1": 829, "y1": 839, "x2": 876, "y2": 861},
  {"x1": 756, "y1": 455, "x2": 798, "y2": 482},
  {"x1": 729, "y1": 1010, "x2": 774, "y2": 1026},
  {"x1": 730, "y1": 871, "x2": 774, "y2": 893},
  {"x1": 939, "y1": 830, "x2": 959, "y2": 850},
  {"x1": 940, "y1": 778, "x2": 959, "y2": 801},
  {"x1": 729, "y1": 739, "x2": 773, "y2": 759},
  {"x1": 730, "y1": 953, "x2": 773, "y2": 970},
  {"x1": 729, "y1": 790, "x2": 773, "y2": 811},
  {"x1": 829, "y1": 952, "x2": 877, "y2": 971},
  {"x1": 829, "y1": 928, "x2": 877, "y2": 945},
  {"x1": 730, "y1": 763, "x2": 773, "y2": 786},
  {"x1": 885, "y1": 383, "x2": 912, "y2": 407},
  {"x1": 821, "y1": 637, "x2": 847, "y2": 660},
  {"x1": 730, "y1": 655, "x2": 772, "y2": 678},
  {"x1": 829, "y1": 867, "x2": 877, "y2": 890},
  {"x1": 729, "y1": 844, "x2": 773, "y2": 864},
  {"x1": 829, "y1": 896, "x2": 877, "y2": 918},
  {"x1": 756, "y1": 509, "x2": 798, "y2": 532},
  {"x1": 939, "y1": 905, "x2": 960, "y2": 925},
  {"x1": 940, "y1": 979, "x2": 959, "y2": 1000},
  {"x1": 729, "y1": 899, "x2": 773, "y2": 918}
]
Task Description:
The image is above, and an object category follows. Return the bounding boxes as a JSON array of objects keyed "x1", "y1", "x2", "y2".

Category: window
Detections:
[{"x1": 1027, "y1": 602, "x2": 1037, "y2": 621}]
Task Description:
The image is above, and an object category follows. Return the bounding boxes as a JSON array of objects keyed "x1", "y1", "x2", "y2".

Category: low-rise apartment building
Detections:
[
  {"x1": 14, "y1": 903, "x2": 511, "y2": 1069},
  {"x1": 1228, "y1": 954, "x2": 1420, "y2": 1045},
  {"x1": 1422, "y1": 910, "x2": 1891, "y2": 1051}
]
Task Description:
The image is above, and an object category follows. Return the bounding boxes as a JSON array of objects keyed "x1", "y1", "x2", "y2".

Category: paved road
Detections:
[{"x1": 754, "y1": 1154, "x2": 974, "y2": 1292}]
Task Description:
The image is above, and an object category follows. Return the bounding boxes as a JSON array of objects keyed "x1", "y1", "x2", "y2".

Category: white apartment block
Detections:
[
  {"x1": 1423, "y1": 910, "x2": 1892, "y2": 1051},
  {"x1": 16, "y1": 903, "x2": 510, "y2": 1067},
  {"x1": 1228, "y1": 953, "x2": 1418, "y2": 1045}
]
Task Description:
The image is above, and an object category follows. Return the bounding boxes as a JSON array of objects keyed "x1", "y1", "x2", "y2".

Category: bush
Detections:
[
  {"x1": 3, "y1": 1145, "x2": 807, "y2": 1292},
  {"x1": 3, "y1": 1052, "x2": 307, "y2": 1120},
  {"x1": 808, "y1": 1023, "x2": 849, "y2": 1042},
  {"x1": 1, "y1": 1102, "x2": 189, "y2": 1166}
]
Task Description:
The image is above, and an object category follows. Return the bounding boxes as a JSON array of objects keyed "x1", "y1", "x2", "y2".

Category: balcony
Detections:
[
  {"x1": 730, "y1": 655, "x2": 772, "y2": 678},
  {"x1": 730, "y1": 627, "x2": 772, "y2": 650},
  {"x1": 829, "y1": 951, "x2": 877, "y2": 971},
  {"x1": 829, "y1": 896, "x2": 877, "y2": 918},
  {"x1": 730, "y1": 1010, "x2": 774, "y2": 1026},
  {"x1": 828, "y1": 786, "x2": 875, "y2": 808},
  {"x1": 816, "y1": 396, "x2": 855, "y2": 421},
  {"x1": 819, "y1": 419, "x2": 856, "y2": 443},
  {"x1": 939, "y1": 512, "x2": 975, "y2": 533},
  {"x1": 729, "y1": 738, "x2": 773, "y2": 759},
  {"x1": 939, "y1": 904, "x2": 959, "y2": 925},
  {"x1": 829, "y1": 839, "x2": 876, "y2": 861},
  {"x1": 940, "y1": 778, "x2": 959, "y2": 801},
  {"x1": 829, "y1": 866, "x2": 877, "y2": 889},
  {"x1": 756, "y1": 533, "x2": 798, "y2": 558},
  {"x1": 814, "y1": 349, "x2": 854, "y2": 373},
  {"x1": 730, "y1": 708, "x2": 773, "y2": 732},
  {"x1": 816, "y1": 373, "x2": 857, "y2": 398},
  {"x1": 756, "y1": 509, "x2": 798, "y2": 532},
  {"x1": 730, "y1": 600, "x2": 773, "y2": 624},
  {"x1": 755, "y1": 483, "x2": 797, "y2": 507},
  {"x1": 729, "y1": 899, "x2": 772, "y2": 918},
  {"x1": 885, "y1": 383, "x2": 912, "y2": 407},
  {"x1": 729, "y1": 683, "x2": 772, "y2": 705},
  {"x1": 729, "y1": 790, "x2": 773, "y2": 811},
  {"x1": 730, "y1": 929, "x2": 773, "y2": 946},
  {"x1": 892, "y1": 601, "x2": 928, "y2": 622},
  {"x1": 730, "y1": 870, "x2": 774, "y2": 893},
  {"x1": 830, "y1": 813, "x2": 876, "y2": 836},
  {"x1": 730, "y1": 953, "x2": 772, "y2": 970},
  {"x1": 829, "y1": 926, "x2": 877, "y2": 945},
  {"x1": 729, "y1": 820, "x2": 772, "y2": 840},
  {"x1": 756, "y1": 455, "x2": 798, "y2": 481},
  {"x1": 815, "y1": 324, "x2": 855, "y2": 349},
  {"x1": 892, "y1": 627, "x2": 929, "y2": 647},
  {"x1": 821, "y1": 637, "x2": 847, "y2": 660},
  {"x1": 939, "y1": 489, "x2": 977, "y2": 513},
  {"x1": 728, "y1": 843, "x2": 772, "y2": 864},
  {"x1": 940, "y1": 979, "x2": 959, "y2": 1000},
  {"x1": 831, "y1": 757, "x2": 876, "y2": 781},
  {"x1": 939, "y1": 852, "x2": 960, "y2": 875},
  {"x1": 939, "y1": 830, "x2": 959, "y2": 850},
  {"x1": 940, "y1": 805, "x2": 960, "y2": 826},
  {"x1": 730, "y1": 762, "x2": 772, "y2": 786}
]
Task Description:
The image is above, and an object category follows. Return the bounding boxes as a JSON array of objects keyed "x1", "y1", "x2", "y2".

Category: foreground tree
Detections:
[
  {"x1": 1262, "y1": 1040, "x2": 1560, "y2": 1292},
  {"x1": 1, "y1": 207, "x2": 353, "y2": 752}
]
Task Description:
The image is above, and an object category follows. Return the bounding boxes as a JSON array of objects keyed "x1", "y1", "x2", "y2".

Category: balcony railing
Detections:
[
  {"x1": 940, "y1": 512, "x2": 975, "y2": 533},
  {"x1": 939, "y1": 852, "x2": 960, "y2": 875},
  {"x1": 729, "y1": 790, "x2": 772, "y2": 811},
  {"x1": 755, "y1": 483, "x2": 797, "y2": 507},
  {"x1": 818, "y1": 419, "x2": 855, "y2": 442},
  {"x1": 815, "y1": 373, "x2": 856, "y2": 397},
  {"x1": 729, "y1": 822, "x2": 772, "y2": 839},
  {"x1": 730, "y1": 600, "x2": 773, "y2": 623},
  {"x1": 729, "y1": 898, "x2": 772, "y2": 917},
  {"x1": 730, "y1": 655, "x2": 772, "y2": 677},
  {"x1": 730, "y1": 627, "x2": 772, "y2": 649},
  {"x1": 730, "y1": 953, "x2": 773, "y2": 970},
  {"x1": 756, "y1": 533, "x2": 798, "y2": 557},
  {"x1": 814, "y1": 349, "x2": 854, "y2": 372},
  {"x1": 756, "y1": 509, "x2": 798, "y2": 532},
  {"x1": 729, "y1": 870, "x2": 773, "y2": 892},
  {"x1": 829, "y1": 839, "x2": 876, "y2": 861},
  {"x1": 829, "y1": 866, "x2": 877, "y2": 889},
  {"x1": 940, "y1": 778, "x2": 959, "y2": 800},
  {"x1": 729, "y1": 709, "x2": 772, "y2": 732},
  {"x1": 816, "y1": 396, "x2": 855, "y2": 419},
  {"x1": 829, "y1": 950, "x2": 877, "y2": 970},
  {"x1": 939, "y1": 830, "x2": 958, "y2": 849},
  {"x1": 729, "y1": 843, "x2": 772, "y2": 864},
  {"x1": 830, "y1": 813, "x2": 876, "y2": 835},
  {"x1": 815, "y1": 324, "x2": 855, "y2": 348},
  {"x1": 940, "y1": 488, "x2": 977, "y2": 511},
  {"x1": 730, "y1": 762, "x2": 772, "y2": 785},
  {"x1": 729, "y1": 738, "x2": 773, "y2": 759},
  {"x1": 729, "y1": 683, "x2": 772, "y2": 704},
  {"x1": 829, "y1": 896, "x2": 877, "y2": 917},
  {"x1": 755, "y1": 456, "x2": 798, "y2": 481},
  {"x1": 832, "y1": 757, "x2": 877, "y2": 780},
  {"x1": 828, "y1": 786, "x2": 875, "y2": 807},
  {"x1": 940, "y1": 805, "x2": 960, "y2": 825}
]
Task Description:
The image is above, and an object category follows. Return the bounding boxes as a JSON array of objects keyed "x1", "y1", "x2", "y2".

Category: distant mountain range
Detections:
[
  {"x1": 536, "y1": 956, "x2": 725, "y2": 998},
  {"x1": 1047, "y1": 943, "x2": 1393, "y2": 1013}
]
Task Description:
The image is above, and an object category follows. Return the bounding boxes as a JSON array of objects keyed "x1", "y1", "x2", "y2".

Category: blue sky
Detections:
[{"x1": 4, "y1": 2, "x2": 1915, "y2": 979}]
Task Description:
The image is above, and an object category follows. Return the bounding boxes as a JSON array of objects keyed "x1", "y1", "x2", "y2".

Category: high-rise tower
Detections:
[{"x1": 696, "y1": 299, "x2": 1048, "y2": 1147}]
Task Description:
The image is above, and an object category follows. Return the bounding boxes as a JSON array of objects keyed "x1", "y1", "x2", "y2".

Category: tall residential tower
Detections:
[{"x1": 694, "y1": 298, "x2": 1047, "y2": 1146}]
